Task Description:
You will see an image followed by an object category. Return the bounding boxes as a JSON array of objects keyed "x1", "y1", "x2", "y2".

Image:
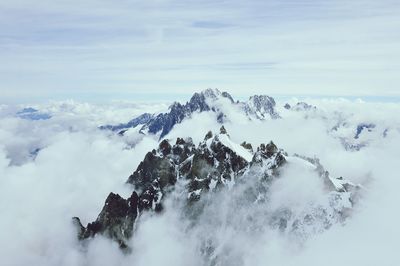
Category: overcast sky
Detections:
[{"x1": 1, "y1": 0, "x2": 399, "y2": 102}]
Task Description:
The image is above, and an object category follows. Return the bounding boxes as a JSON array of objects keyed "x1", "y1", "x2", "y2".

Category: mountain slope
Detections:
[
  {"x1": 74, "y1": 127, "x2": 360, "y2": 254},
  {"x1": 100, "y1": 89, "x2": 280, "y2": 138},
  {"x1": 99, "y1": 113, "x2": 154, "y2": 134}
]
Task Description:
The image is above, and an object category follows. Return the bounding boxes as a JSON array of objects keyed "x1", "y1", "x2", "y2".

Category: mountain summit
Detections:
[
  {"x1": 74, "y1": 127, "x2": 360, "y2": 254},
  {"x1": 100, "y1": 89, "x2": 280, "y2": 138}
]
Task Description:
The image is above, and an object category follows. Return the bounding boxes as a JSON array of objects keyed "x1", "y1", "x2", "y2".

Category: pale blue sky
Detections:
[{"x1": 1, "y1": 0, "x2": 399, "y2": 102}]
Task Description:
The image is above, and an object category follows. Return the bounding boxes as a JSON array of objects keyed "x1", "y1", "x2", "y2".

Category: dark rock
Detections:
[
  {"x1": 99, "y1": 113, "x2": 153, "y2": 132},
  {"x1": 219, "y1": 126, "x2": 227, "y2": 134},
  {"x1": 159, "y1": 139, "x2": 172, "y2": 156},
  {"x1": 75, "y1": 128, "x2": 254, "y2": 247},
  {"x1": 216, "y1": 112, "x2": 226, "y2": 123},
  {"x1": 204, "y1": 131, "x2": 213, "y2": 140},
  {"x1": 240, "y1": 142, "x2": 253, "y2": 153},
  {"x1": 244, "y1": 95, "x2": 280, "y2": 119},
  {"x1": 221, "y1": 91, "x2": 234, "y2": 103},
  {"x1": 127, "y1": 151, "x2": 176, "y2": 191},
  {"x1": 383, "y1": 128, "x2": 389, "y2": 138},
  {"x1": 143, "y1": 89, "x2": 235, "y2": 139},
  {"x1": 74, "y1": 191, "x2": 139, "y2": 249},
  {"x1": 292, "y1": 102, "x2": 316, "y2": 111},
  {"x1": 176, "y1": 137, "x2": 186, "y2": 145},
  {"x1": 354, "y1": 123, "x2": 375, "y2": 139},
  {"x1": 100, "y1": 89, "x2": 280, "y2": 139},
  {"x1": 75, "y1": 127, "x2": 357, "y2": 250}
]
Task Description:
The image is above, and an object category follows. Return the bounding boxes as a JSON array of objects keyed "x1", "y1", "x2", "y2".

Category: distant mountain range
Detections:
[
  {"x1": 13, "y1": 89, "x2": 391, "y2": 157},
  {"x1": 100, "y1": 88, "x2": 280, "y2": 138},
  {"x1": 16, "y1": 107, "x2": 51, "y2": 120},
  {"x1": 99, "y1": 89, "x2": 389, "y2": 152}
]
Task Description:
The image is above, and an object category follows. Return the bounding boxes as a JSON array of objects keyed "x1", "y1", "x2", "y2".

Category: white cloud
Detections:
[
  {"x1": 1, "y1": 0, "x2": 400, "y2": 100},
  {"x1": 0, "y1": 98, "x2": 399, "y2": 265}
]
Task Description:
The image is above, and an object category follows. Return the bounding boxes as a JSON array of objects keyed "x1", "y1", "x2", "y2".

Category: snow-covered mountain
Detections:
[
  {"x1": 98, "y1": 89, "x2": 395, "y2": 152},
  {"x1": 16, "y1": 107, "x2": 52, "y2": 120},
  {"x1": 280, "y1": 100, "x2": 395, "y2": 151},
  {"x1": 99, "y1": 113, "x2": 154, "y2": 134},
  {"x1": 284, "y1": 101, "x2": 317, "y2": 112},
  {"x1": 243, "y1": 95, "x2": 280, "y2": 119},
  {"x1": 100, "y1": 89, "x2": 280, "y2": 138},
  {"x1": 2, "y1": 96, "x2": 399, "y2": 266},
  {"x1": 74, "y1": 127, "x2": 360, "y2": 257}
]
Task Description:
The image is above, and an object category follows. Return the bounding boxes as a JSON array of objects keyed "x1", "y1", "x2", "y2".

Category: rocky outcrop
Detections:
[
  {"x1": 244, "y1": 95, "x2": 280, "y2": 119},
  {"x1": 73, "y1": 191, "x2": 139, "y2": 249},
  {"x1": 133, "y1": 89, "x2": 235, "y2": 138},
  {"x1": 355, "y1": 123, "x2": 376, "y2": 139},
  {"x1": 100, "y1": 89, "x2": 280, "y2": 139},
  {"x1": 290, "y1": 102, "x2": 317, "y2": 111},
  {"x1": 74, "y1": 127, "x2": 360, "y2": 250},
  {"x1": 99, "y1": 113, "x2": 153, "y2": 135}
]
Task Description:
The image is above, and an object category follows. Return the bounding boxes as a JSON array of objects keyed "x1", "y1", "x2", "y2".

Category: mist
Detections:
[{"x1": 0, "y1": 98, "x2": 399, "y2": 266}]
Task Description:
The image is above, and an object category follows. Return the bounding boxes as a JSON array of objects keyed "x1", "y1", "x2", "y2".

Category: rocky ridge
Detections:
[
  {"x1": 100, "y1": 89, "x2": 280, "y2": 138},
  {"x1": 74, "y1": 127, "x2": 360, "y2": 251}
]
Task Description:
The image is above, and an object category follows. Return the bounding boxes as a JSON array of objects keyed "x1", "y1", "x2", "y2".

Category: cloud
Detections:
[
  {"x1": 0, "y1": 98, "x2": 399, "y2": 265},
  {"x1": 0, "y1": 102, "x2": 162, "y2": 265},
  {"x1": 0, "y1": 100, "x2": 168, "y2": 165},
  {"x1": 1, "y1": 0, "x2": 400, "y2": 100}
]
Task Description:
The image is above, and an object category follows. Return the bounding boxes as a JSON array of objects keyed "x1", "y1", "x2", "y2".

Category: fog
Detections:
[{"x1": 0, "y1": 99, "x2": 399, "y2": 265}]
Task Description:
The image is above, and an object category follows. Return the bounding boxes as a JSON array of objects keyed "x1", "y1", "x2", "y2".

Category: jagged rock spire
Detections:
[
  {"x1": 220, "y1": 125, "x2": 227, "y2": 134},
  {"x1": 100, "y1": 89, "x2": 280, "y2": 139},
  {"x1": 204, "y1": 130, "x2": 213, "y2": 140},
  {"x1": 75, "y1": 130, "x2": 359, "y2": 251}
]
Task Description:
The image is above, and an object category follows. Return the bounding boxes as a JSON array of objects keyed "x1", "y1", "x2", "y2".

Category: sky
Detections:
[{"x1": 1, "y1": 0, "x2": 400, "y2": 102}]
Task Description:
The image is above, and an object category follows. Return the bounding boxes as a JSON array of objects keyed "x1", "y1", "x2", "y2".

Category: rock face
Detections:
[
  {"x1": 244, "y1": 95, "x2": 280, "y2": 119},
  {"x1": 99, "y1": 113, "x2": 153, "y2": 134},
  {"x1": 74, "y1": 127, "x2": 360, "y2": 251},
  {"x1": 355, "y1": 123, "x2": 376, "y2": 139},
  {"x1": 125, "y1": 126, "x2": 254, "y2": 209},
  {"x1": 74, "y1": 191, "x2": 139, "y2": 249},
  {"x1": 141, "y1": 89, "x2": 230, "y2": 138},
  {"x1": 100, "y1": 89, "x2": 280, "y2": 139},
  {"x1": 285, "y1": 102, "x2": 317, "y2": 112}
]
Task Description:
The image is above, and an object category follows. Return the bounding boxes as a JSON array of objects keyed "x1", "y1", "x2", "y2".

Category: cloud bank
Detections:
[
  {"x1": 1, "y1": 0, "x2": 400, "y2": 100},
  {"x1": 0, "y1": 98, "x2": 399, "y2": 265}
]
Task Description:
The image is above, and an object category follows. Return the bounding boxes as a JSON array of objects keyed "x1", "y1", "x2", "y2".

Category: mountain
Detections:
[
  {"x1": 99, "y1": 113, "x2": 154, "y2": 134},
  {"x1": 100, "y1": 89, "x2": 280, "y2": 138},
  {"x1": 243, "y1": 95, "x2": 280, "y2": 119},
  {"x1": 354, "y1": 123, "x2": 376, "y2": 139},
  {"x1": 283, "y1": 101, "x2": 387, "y2": 151},
  {"x1": 16, "y1": 107, "x2": 51, "y2": 120},
  {"x1": 331, "y1": 118, "x2": 386, "y2": 151},
  {"x1": 74, "y1": 127, "x2": 360, "y2": 253},
  {"x1": 284, "y1": 102, "x2": 316, "y2": 111}
]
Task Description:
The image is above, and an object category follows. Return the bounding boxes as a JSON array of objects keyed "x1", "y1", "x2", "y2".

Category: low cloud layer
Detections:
[{"x1": 0, "y1": 98, "x2": 399, "y2": 265}]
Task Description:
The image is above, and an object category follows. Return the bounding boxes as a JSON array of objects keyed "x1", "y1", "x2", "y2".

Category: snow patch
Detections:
[{"x1": 218, "y1": 134, "x2": 253, "y2": 162}]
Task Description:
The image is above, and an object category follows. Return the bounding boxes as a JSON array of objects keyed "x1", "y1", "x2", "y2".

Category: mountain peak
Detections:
[
  {"x1": 219, "y1": 125, "x2": 228, "y2": 134},
  {"x1": 168, "y1": 101, "x2": 182, "y2": 109},
  {"x1": 191, "y1": 88, "x2": 234, "y2": 104},
  {"x1": 75, "y1": 132, "x2": 360, "y2": 251},
  {"x1": 245, "y1": 95, "x2": 280, "y2": 119},
  {"x1": 202, "y1": 88, "x2": 222, "y2": 98},
  {"x1": 100, "y1": 89, "x2": 279, "y2": 139}
]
